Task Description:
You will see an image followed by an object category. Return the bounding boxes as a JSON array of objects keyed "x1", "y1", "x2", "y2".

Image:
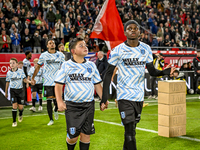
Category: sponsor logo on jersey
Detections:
[
  {"x1": 46, "y1": 59, "x2": 60, "y2": 64},
  {"x1": 122, "y1": 58, "x2": 145, "y2": 66},
  {"x1": 68, "y1": 73, "x2": 91, "y2": 81}
]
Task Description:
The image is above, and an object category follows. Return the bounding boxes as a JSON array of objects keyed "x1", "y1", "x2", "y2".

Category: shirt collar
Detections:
[{"x1": 71, "y1": 57, "x2": 86, "y2": 63}]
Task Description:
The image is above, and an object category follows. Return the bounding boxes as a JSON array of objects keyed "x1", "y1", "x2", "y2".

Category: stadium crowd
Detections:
[{"x1": 0, "y1": 0, "x2": 200, "y2": 53}]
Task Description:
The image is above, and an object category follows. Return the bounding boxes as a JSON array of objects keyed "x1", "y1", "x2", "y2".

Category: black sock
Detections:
[
  {"x1": 66, "y1": 141, "x2": 76, "y2": 150},
  {"x1": 79, "y1": 141, "x2": 90, "y2": 150},
  {"x1": 32, "y1": 98, "x2": 36, "y2": 107},
  {"x1": 39, "y1": 98, "x2": 42, "y2": 106},
  {"x1": 12, "y1": 109, "x2": 17, "y2": 122},
  {"x1": 19, "y1": 108, "x2": 24, "y2": 116},
  {"x1": 53, "y1": 99, "x2": 58, "y2": 112},
  {"x1": 47, "y1": 99, "x2": 53, "y2": 120}
]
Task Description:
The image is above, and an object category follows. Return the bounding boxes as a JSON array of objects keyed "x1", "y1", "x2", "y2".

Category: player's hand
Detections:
[
  {"x1": 26, "y1": 83, "x2": 29, "y2": 88},
  {"x1": 170, "y1": 67, "x2": 176, "y2": 76},
  {"x1": 31, "y1": 79, "x2": 36, "y2": 85},
  {"x1": 165, "y1": 63, "x2": 172, "y2": 69},
  {"x1": 58, "y1": 101, "x2": 67, "y2": 112},
  {"x1": 100, "y1": 101, "x2": 109, "y2": 111},
  {"x1": 5, "y1": 93, "x2": 8, "y2": 99}
]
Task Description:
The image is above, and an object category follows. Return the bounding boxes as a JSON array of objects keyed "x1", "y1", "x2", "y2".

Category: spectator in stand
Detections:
[
  {"x1": 21, "y1": 1, "x2": 29, "y2": 14},
  {"x1": 151, "y1": 34, "x2": 158, "y2": 50},
  {"x1": 10, "y1": 28, "x2": 21, "y2": 53},
  {"x1": 55, "y1": 10, "x2": 61, "y2": 22},
  {"x1": 187, "y1": 62, "x2": 194, "y2": 70},
  {"x1": 0, "y1": 29, "x2": 11, "y2": 52},
  {"x1": 22, "y1": 28, "x2": 32, "y2": 52},
  {"x1": 41, "y1": 34, "x2": 48, "y2": 52},
  {"x1": 33, "y1": 30, "x2": 41, "y2": 53},
  {"x1": 164, "y1": 35, "x2": 170, "y2": 47},
  {"x1": 30, "y1": 20, "x2": 37, "y2": 35},
  {"x1": 47, "y1": 7, "x2": 56, "y2": 31},
  {"x1": 180, "y1": 63, "x2": 189, "y2": 71},
  {"x1": 171, "y1": 43, "x2": 180, "y2": 51},
  {"x1": 42, "y1": 0, "x2": 49, "y2": 22},
  {"x1": 9, "y1": 24, "x2": 18, "y2": 35},
  {"x1": 55, "y1": 19, "x2": 64, "y2": 42},
  {"x1": 30, "y1": 0, "x2": 40, "y2": 16},
  {"x1": 47, "y1": 1, "x2": 56, "y2": 14},
  {"x1": 63, "y1": 23, "x2": 71, "y2": 44}
]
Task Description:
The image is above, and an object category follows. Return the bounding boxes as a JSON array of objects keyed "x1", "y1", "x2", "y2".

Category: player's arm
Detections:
[
  {"x1": 31, "y1": 64, "x2": 41, "y2": 85},
  {"x1": 111, "y1": 67, "x2": 118, "y2": 82},
  {"x1": 23, "y1": 66, "x2": 28, "y2": 77},
  {"x1": 23, "y1": 78, "x2": 31, "y2": 84},
  {"x1": 94, "y1": 83, "x2": 102, "y2": 99},
  {"x1": 101, "y1": 64, "x2": 116, "y2": 105},
  {"x1": 146, "y1": 62, "x2": 175, "y2": 76},
  {"x1": 27, "y1": 76, "x2": 30, "y2": 88},
  {"x1": 55, "y1": 83, "x2": 66, "y2": 111},
  {"x1": 5, "y1": 82, "x2": 10, "y2": 98}
]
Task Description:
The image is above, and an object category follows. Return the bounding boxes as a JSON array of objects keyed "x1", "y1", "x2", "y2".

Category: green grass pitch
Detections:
[{"x1": 0, "y1": 95, "x2": 200, "y2": 150}]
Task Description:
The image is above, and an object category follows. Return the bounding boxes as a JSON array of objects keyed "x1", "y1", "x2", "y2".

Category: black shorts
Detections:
[
  {"x1": 31, "y1": 84, "x2": 43, "y2": 94},
  {"x1": 44, "y1": 86, "x2": 55, "y2": 97},
  {"x1": 10, "y1": 88, "x2": 24, "y2": 105},
  {"x1": 65, "y1": 100, "x2": 95, "y2": 139},
  {"x1": 118, "y1": 100, "x2": 143, "y2": 125}
]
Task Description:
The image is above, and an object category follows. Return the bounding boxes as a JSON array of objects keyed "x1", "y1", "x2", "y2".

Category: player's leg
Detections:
[
  {"x1": 47, "y1": 97, "x2": 54, "y2": 125},
  {"x1": 79, "y1": 133, "x2": 90, "y2": 150},
  {"x1": 12, "y1": 102, "x2": 18, "y2": 127},
  {"x1": 124, "y1": 122, "x2": 136, "y2": 150},
  {"x1": 18, "y1": 104, "x2": 24, "y2": 122},
  {"x1": 38, "y1": 93, "x2": 43, "y2": 111},
  {"x1": 30, "y1": 91, "x2": 36, "y2": 112},
  {"x1": 66, "y1": 136, "x2": 79, "y2": 150},
  {"x1": 38, "y1": 84, "x2": 43, "y2": 111},
  {"x1": 44, "y1": 86, "x2": 54, "y2": 125},
  {"x1": 53, "y1": 98, "x2": 59, "y2": 120}
]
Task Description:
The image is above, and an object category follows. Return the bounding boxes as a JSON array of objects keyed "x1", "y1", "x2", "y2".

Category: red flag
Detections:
[{"x1": 90, "y1": 0, "x2": 126, "y2": 51}]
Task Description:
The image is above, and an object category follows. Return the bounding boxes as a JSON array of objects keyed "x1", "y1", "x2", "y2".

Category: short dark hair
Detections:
[
  {"x1": 25, "y1": 50, "x2": 31, "y2": 56},
  {"x1": 58, "y1": 43, "x2": 64, "y2": 48},
  {"x1": 173, "y1": 70, "x2": 179, "y2": 74},
  {"x1": 69, "y1": 38, "x2": 84, "y2": 52},
  {"x1": 10, "y1": 58, "x2": 18, "y2": 63},
  {"x1": 46, "y1": 39, "x2": 55, "y2": 45}
]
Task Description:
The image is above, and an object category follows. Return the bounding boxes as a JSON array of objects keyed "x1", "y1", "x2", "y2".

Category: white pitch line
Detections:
[
  {"x1": 1, "y1": 112, "x2": 200, "y2": 142},
  {"x1": 93, "y1": 119, "x2": 200, "y2": 142}
]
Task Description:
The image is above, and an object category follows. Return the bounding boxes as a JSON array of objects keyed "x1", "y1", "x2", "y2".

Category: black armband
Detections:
[
  {"x1": 100, "y1": 64, "x2": 116, "y2": 105},
  {"x1": 146, "y1": 62, "x2": 171, "y2": 76}
]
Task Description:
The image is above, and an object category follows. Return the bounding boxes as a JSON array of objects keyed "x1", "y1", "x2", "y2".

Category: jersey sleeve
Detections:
[
  {"x1": 38, "y1": 53, "x2": 44, "y2": 66},
  {"x1": 23, "y1": 59, "x2": 28, "y2": 67},
  {"x1": 146, "y1": 46, "x2": 153, "y2": 63},
  {"x1": 6, "y1": 72, "x2": 10, "y2": 82},
  {"x1": 21, "y1": 70, "x2": 26, "y2": 79},
  {"x1": 55, "y1": 62, "x2": 66, "y2": 84},
  {"x1": 28, "y1": 68, "x2": 32, "y2": 77},
  {"x1": 108, "y1": 47, "x2": 120, "y2": 66},
  {"x1": 92, "y1": 63, "x2": 102, "y2": 84},
  {"x1": 61, "y1": 53, "x2": 65, "y2": 65}
]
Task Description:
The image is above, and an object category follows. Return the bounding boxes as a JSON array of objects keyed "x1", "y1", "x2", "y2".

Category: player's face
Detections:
[
  {"x1": 47, "y1": 40, "x2": 56, "y2": 50},
  {"x1": 18, "y1": 64, "x2": 23, "y2": 69},
  {"x1": 10, "y1": 60, "x2": 18, "y2": 69},
  {"x1": 28, "y1": 53, "x2": 32, "y2": 59},
  {"x1": 124, "y1": 24, "x2": 140, "y2": 40},
  {"x1": 74, "y1": 41, "x2": 88, "y2": 56},
  {"x1": 59, "y1": 46, "x2": 64, "y2": 52}
]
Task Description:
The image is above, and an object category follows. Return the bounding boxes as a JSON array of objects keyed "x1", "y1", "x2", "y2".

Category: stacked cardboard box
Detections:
[{"x1": 158, "y1": 80, "x2": 186, "y2": 137}]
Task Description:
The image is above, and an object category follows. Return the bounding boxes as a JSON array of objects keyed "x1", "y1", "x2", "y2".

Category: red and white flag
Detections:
[{"x1": 90, "y1": 0, "x2": 126, "y2": 53}]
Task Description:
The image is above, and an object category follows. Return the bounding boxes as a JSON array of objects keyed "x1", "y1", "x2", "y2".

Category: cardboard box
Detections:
[
  {"x1": 158, "y1": 103, "x2": 186, "y2": 116},
  {"x1": 158, "y1": 80, "x2": 186, "y2": 94},
  {"x1": 158, "y1": 125, "x2": 186, "y2": 137},
  {"x1": 158, "y1": 114, "x2": 186, "y2": 127},
  {"x1": 158, "y1": 93, "x2": 186, "y2": 104}
]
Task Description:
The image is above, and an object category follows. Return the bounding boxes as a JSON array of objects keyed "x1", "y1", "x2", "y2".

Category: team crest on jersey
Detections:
[
  {"x1": 121, "y1": 111, "x2": 125, "y2": 119},
  {"x1": 21, "y1": 100, "x2": 24, "y2": 104},
  {"x1": 87, "y1": 68, "x2": 92, "y2": 73},
  {"x1": 70, "y1": 127, "x2": 76, "y2": 135},
  {"x1": 56, "y1": 54, "x2": 59, "y2": 58},
  {"x1": 140, "y1": 49, "x2": 145, "y2": 55},
  {"x1": 11, "y1": 98, "x2": 14, "y2": 101}
]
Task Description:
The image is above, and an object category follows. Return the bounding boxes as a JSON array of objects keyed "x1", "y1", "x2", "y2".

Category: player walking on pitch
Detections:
[
  {"x1": 55, "y1": 38, "x2": 106, "y2": 150},
  {"x1": 5, "y1": 58, "x2": 31, "y2": 127},
  {"x1": 100, "y1": 20, "x2": 176, "y2": 150},
  {"x1": 31, "y1": 39, "x2": 65, "y2": 126}
]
